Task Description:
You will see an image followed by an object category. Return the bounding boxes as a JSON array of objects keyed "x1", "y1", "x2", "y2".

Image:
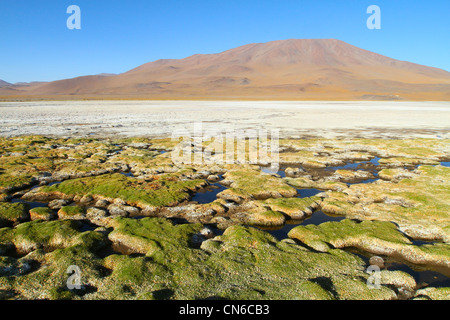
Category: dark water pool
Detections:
[
  {"x1": 370, "y1": 156, "x2": 381, "y2": 166},
  {"x1": 327, "y1": 162, "x2": 363, "y2": 171},
  {"x1": 387, "y1": 262, "x2": 450, "y2": 288},
  {"x1": 326, "y1": 156, "x2": 381, "y2": 172},
  {"x1": 119, "y1": 171, "x2": 134, "y2": 177},
  {"x1": 47, "y1": 180, "x2": 63, "y2": 187},
  {"x1": 349, "y1": 249, "x2": 450, "y2": 290},
  {"x1": 347, "y1": 177, "x2": 380, "y2": 185},
  {"x1": 261, "y1": 157, "x2": 382, "y2": 184},
  {"x1": 11, "y1": 198, "x2": 49, "y2": 209},
  {"x1": 296, "y1": 188, "x2": 322, "y2": 197},
  {"x1": 191, "y1": 184, "x2": 227, "y2": 204},
  {"x1": 260, "y1": 165, "x2": 287, "y2": 177},
  {"x1": 261, "y1": 211, "x2": 345, "y2": 241},
  {"x1": 191, "y1": 175, "x2": 227, "y2": 204}
]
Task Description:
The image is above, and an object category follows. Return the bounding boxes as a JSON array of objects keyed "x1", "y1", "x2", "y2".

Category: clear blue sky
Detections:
[{"x1": 1, "y1": 0, "x2": 449, "y2": 83}]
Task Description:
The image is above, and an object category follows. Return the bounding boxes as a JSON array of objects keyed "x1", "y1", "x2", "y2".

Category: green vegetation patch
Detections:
[
  {"x1": 321, "y1": 165, "x2": 450, "y2": 241},
  {"x1": 247, "y1": 210, "x2": 286, "y2": 226},
  {"x1": 108, "y1": 217, "x2": 202, "y2": 258},
  {"x1": 58, "y1": 206, "x2": 85, "y2": 220},
  {"x1": 0, "y1": 219, "x2": 93, "y2": 254},
  {"x1": 0, "y1": 202, "x2": 30, "y2": 227},
  {"x1": 262, "y1": 196, "x2": 321, "y2": 219},
  {"x1": 219, "y1": 169, "x2": 297, "y2": 201},
  {"x1": 288, "y1": 219, "x2": 450, "y2": 269},
  {"x1": 40, "y1": 173, "x2": 206, "y2": 207},
  {"x1": 29, "y1": 207, "x2": 56, "y2": 221}
]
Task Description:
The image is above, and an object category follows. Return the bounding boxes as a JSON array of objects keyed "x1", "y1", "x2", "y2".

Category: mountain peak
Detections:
[{"x1": 1, "y1": 39, "x2": 449, "y2": 100}]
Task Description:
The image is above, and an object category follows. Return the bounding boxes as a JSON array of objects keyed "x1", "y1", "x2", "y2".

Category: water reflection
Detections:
[{"x1": 260, "y1": 211, "x2": 345, "y2": 241}]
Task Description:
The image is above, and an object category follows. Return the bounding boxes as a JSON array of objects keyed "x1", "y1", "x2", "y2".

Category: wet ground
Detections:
[{"x1": 1, "y1": 135, "x2": 449, "y2": 299}]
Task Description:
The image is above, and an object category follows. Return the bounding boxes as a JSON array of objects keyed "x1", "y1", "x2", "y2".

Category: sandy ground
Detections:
[{"x1": 0, "y1": 100, "x2": 449, "y2": 139}]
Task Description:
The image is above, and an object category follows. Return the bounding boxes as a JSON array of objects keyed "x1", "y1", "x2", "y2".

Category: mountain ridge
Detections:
[{"x1": 1, "y1": 39, "x2": 449, "y2": 100}]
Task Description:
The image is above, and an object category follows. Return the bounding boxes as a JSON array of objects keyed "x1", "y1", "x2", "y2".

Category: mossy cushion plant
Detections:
[
  {"x1": 247, "y1": 210, "x2": 286, "y2": 226},
  {"x1": 0, "y1": 202, "x2": 30, "y2": 227},
  {"x1": 320, "y1": 165, "x2": 450, "y2": 241},
  {"x1": 58, "y1": 206, "x2": 85, "y2": 220},
  {"x1": 0, "y1": 136, "x2": 449, "y2": 300},
  {"x1": 261, "y1": 196, "x2": 321, "y2": 219},
  {"x1": 39, "y1": 173, "x2": 206, "y2": 208},
  {"x1": 0, "y1": 216, "x2": 400, "y2": 300},
  {"x1": 218, "y1": 169, "x2": 297, "y2": 200},
  {"x1": 0, "y1": 219, "x2": 86, "y2": 254},
  {"x1": 29, "y1": 207, "x2": 57, "y2": 221},
  {"x1": 288, "y1": 219, "x2": 450, "y2": 270}
]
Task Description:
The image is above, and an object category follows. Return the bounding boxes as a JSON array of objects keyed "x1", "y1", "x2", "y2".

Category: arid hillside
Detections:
[{"x1": 1, "y1": 39, "x2": 450, "y2": 100}]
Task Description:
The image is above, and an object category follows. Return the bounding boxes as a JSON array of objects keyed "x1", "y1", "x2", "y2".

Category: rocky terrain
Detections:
[{"x1": 0, "y1": 135, "x2": 449, "y2": 300}]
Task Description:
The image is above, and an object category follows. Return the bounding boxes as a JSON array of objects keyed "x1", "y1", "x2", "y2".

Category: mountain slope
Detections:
[
  {"x1": 1, "y1": 39, "x2": 449, "y2": 100},
  {"x1": 0, "y1": 80, "x2": 11, "y2": 88}
]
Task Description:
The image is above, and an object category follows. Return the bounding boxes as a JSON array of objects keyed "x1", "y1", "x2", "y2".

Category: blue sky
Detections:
[{"x1": 1, "y1": 0, "x2": 449, "y2": 83}]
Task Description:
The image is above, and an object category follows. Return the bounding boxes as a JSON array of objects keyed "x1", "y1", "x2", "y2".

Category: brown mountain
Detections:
[
  {"x1": 1, "y1": 39, "x2": 449, "y2": 100},
  {"x1": 0, "y1": 80, "x2": 11, "y2": 88}
]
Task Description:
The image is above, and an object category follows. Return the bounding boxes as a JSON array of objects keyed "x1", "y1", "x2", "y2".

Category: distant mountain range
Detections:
[
  {"x1": 1, "y1": 39, "x2": 449, "y2": 100},
  {"x1": 0, "y1": 80, "x2": 11, "y2": 88}
]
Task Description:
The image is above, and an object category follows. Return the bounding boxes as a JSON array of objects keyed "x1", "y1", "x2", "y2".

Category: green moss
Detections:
[
  {"x1": 0, "y1": 173, "x2": 33, "y2": 190},
  {"x1": 262, "y1": 196, "x2": 321, "y2": 219},
  {"x1": 29, "y1": 207, "x2": 52, "y2": 215},
  {"x1": 320, "y1": 198, "x2": 352, "y2": 215},
  {"x1": 285, "y1": 177, "x2": 348, "y2": 192},
  {"x1": 289, "y1": 219, "x2": 411, "y2": 251},
  {"x1": 58, "y1": 206, "x2": 85, "y2": 217},
  {"x1": 12, "y1": 220, "x2": 83, "y2": 251},
  {"x1": 112, "y1": 148, "x2": 161, "y2": 164},
  {"x1": 296, "y1": 281, "x2": 335, "y2": 300},
  {"x1": 219, "y1": 225, "x2": 279, "y2": 247},
  {"x1": 49, "y1": 287, "x2": 76, "y2": 300},
  {"x1": 198, "y1": 225, "x2": 394, "y2": 300},
  {"x1": 1, "y1": 136, "x2": 448, "y2": 300},
  {"x1": 1, "y1": 215, "x2": 400, "y2": 300},
  {"x1": 415, "y1": 287, "x2": 450, "y2": 300},
  {"x1": 288, "y1": 219, "x2": 450, "y2": 269},
  {"x1": 40, "y1": 173, "x2": 205, "y2": 207},
  {"x1": 0, "y1": 202, "x2": 29, "y2": 226},
  {"x1": 104, "y1": 255, "x2": 161, "y2": 285},
  {"x1": 221, "y1": 169, "x2": 297, "y2": 200},
  {"x1": 247, "y1": 210, "x2": 286, "y2": 226},
  {"x1": 0, "y1": 220, "x2": 107, "y2": 256},
  {"x1": 29, "y1": 207, "x2": 56, "y2": 221},
  {"x1": 379, "y1": 157, "x2": 439, "y2": 166},
  {"x1": 321, "y1": 165, "x2": 450, "y2": 240},
  {"x1": 103, "y1": 220, "x2": 389, "y2": 299},
  {"x1": 108, "y1": 217, "x2": 203, "y2": 259}
]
